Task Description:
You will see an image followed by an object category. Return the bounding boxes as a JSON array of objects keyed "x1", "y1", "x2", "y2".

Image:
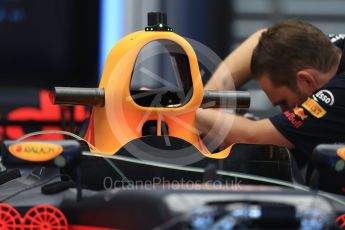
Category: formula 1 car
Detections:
[{"x1": 0, "y1": 12, "x2": 345, "y2": 230}]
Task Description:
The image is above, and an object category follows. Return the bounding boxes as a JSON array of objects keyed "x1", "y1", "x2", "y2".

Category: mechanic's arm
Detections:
[
  {"x1": 196, "y1": 109, "x2": 294, "y2": 148},
  {"x1": 205, "y1": 29, "x2": 266, "y2": 90}
]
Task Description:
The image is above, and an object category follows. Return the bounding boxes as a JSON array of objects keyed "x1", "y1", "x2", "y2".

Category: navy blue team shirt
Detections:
[{"x1": 269, "y1": 34, "x2": 345, "y2": 157}]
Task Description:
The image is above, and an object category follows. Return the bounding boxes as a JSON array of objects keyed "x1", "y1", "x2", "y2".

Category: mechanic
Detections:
[{"x1": 197, "y1": 19, "x2": 345, "y2": 160}]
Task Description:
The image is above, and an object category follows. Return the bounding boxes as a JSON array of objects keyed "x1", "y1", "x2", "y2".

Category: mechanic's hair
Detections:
[{"x1": 251, "y1": 19, "x2": 341, "y2": 89}]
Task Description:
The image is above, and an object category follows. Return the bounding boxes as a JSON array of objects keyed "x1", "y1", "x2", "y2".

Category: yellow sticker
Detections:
[
  {"x1": 302, "y1": 97, "x2": 326, "y2": 118},
  {"x1": 9, "y1": 142, "x2": 63, "y2": 162},
  {"x1": 337, "y1": 148, "x2": 345, "y2": 160}
]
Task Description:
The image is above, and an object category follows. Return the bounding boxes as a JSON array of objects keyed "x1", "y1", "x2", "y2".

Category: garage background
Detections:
[{"x1": 0, "y1": 0, "x2": 343, "y2": 139}]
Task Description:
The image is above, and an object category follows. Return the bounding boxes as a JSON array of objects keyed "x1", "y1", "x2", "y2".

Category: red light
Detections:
[
  {"x1": 336, "y1": 214, "x2": 345, "y2": 228},
  {"x1": 0, "y1": 203, "x2": 68, "y2": 230},
  {"x1": 23, "y1": 205, "x2": 68, "y2": 230},
  {"x1": 0, "y1": 203, "x2": 22, "y2": 230},
  {"x1": 0, "y1": 203, "x2": 117, "y2": 230}
]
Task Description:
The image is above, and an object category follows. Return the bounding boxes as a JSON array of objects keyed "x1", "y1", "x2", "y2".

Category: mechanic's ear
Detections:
[{"x1": 296, "y1": 70, "x2": 318, "y2": 93}]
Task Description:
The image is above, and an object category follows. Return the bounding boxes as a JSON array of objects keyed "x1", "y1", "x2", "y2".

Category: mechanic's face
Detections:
[{"x1": 258, "y1": 74, "x2": 307, "y2": 111}]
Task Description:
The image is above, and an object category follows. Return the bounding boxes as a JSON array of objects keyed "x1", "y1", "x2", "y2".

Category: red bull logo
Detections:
[
  {"x1": 284, "y1": 111, "x2": 303, "y2": 128},
  {"x1": 293, "y1": 106, "x2": 308, "y2": 120}
]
